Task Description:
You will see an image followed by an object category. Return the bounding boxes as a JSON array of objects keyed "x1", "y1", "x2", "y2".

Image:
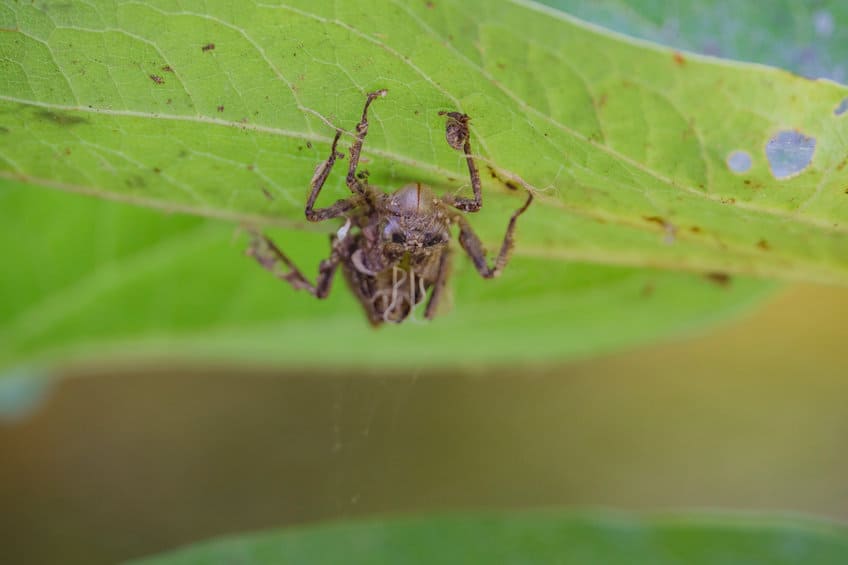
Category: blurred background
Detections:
[{"x1": 1, "y1": 282, "x2": 847, "y2": 564}]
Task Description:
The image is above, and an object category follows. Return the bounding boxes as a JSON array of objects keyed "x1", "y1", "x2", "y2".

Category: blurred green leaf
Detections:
[
  {"x1": 0, "y1": 183, "x2": 770, "y2": 370},
  {"x1": 540, "y1": 0, "x2": 848, "y2": 82},
  {"x1": 129, "y1": 512, "x2": 848, "y2": 565},
  {"x1": 1, "y1": 1, "x2": 847, "y2": 283}
]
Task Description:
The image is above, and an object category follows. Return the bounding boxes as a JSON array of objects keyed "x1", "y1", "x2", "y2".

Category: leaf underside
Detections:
[
  {"x1": 1, "y1": 0, "x2": 847, "y2": 283},
  {"x1": 2, "y1": 1, "x2": 846, "y2": 371}
]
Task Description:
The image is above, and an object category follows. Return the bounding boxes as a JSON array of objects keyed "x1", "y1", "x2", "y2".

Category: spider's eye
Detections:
[
  {"x1": 424, "y1": 233, "x2": 443, "y2": 247},
  {"x1": 391, "y1": 232, "x2": 406, "y2": 244}
]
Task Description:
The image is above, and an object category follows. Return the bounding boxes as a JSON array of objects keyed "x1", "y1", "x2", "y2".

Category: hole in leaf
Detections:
[
  {"x1": 765, "y1": 130, "x2": 816, "y2": 180},
  {"x1": 726, "y1": 150, "x2": 752, "y2": 173},
  {"x1": 835, "y1": 98, "x2": 848, "y2": 117}
]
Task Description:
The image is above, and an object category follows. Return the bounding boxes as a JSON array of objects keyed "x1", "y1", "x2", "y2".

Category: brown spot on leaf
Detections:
[
  {"x1": 673, "y1": 51, "x2": 686, "y2": 66},
  {"x1": 161, "y1": 65, "x2": 174, "y2": 73},
  {"x1": 641, "y1": 283, "x2": 655, "y2": 298},
  {"x1": 217, "y1": 105, "x2": 224, "y2": 112},
  {"x1": 689, "y1": 226, "x2": 702, "y2": 234},
  {"x1": 35, "y1": 110, "x2": 88, "y2": 126},
  {"x1": 153, "y1": 167, "x2": 161, "y2": 174},
  {"x1": 247, "y1": 164, "x2": 254, "y2": 171},
  {"x1": 486, "y1": 166, "x2": 521, "y2": 191},
  {"x1": 149, "y1": 74, "x2": 164, "y2": 84},
  {"x1": 306, "y1": 141, "x2": 313, "y2": 149},
  {"x1": 705, "y1": 272, "x2": 732, "y2": 287},
  {"x1": 202, "y1": 43, "x2": 215, "y2": 52},
  {"x1": 596, "y1": 93, "x2": 608, "y2": 109},
  {"x1": 836, "y1": 157, "x2": 847, "y2": 171},
  {"x1": 262, "y1": 187, "x2": 274, "y2": 201},
  {"x1": 757, "y1": 239, "x2": 771, "y2": 251},
  {"x1": 643, "y1": 216, "x2": 677, "y2": 243}
]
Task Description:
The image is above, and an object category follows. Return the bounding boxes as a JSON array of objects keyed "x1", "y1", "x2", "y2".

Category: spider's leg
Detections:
[
  {"x1": 306, "y1": 130, "x2": 356, "y2": 222},
  {"x1": 247, "y1": 232, "x2": 344, "y2": 298},
  {"x1": 440, "y1": 112, "x2": 482, "y2": 213},
  {"x1": 345, "y1": 89, "x2": 387, "y2": 195},
  {"x1": 424, "y1": 248, "x2": 452, "y2": 319},
  {"x1": 455, "y1": 192, "x2": 533, "y2": 279}
]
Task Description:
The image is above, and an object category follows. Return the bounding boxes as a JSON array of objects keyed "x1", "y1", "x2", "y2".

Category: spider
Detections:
[{"x1": 247, "y1": 90, "x2": 533, "y2": 326}]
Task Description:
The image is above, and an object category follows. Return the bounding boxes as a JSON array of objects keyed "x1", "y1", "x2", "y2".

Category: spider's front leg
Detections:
[
  {"x1": 306, "y1": 130, "x2": 359, "y2": 222},
  {"x1": 439, "y1": 111, "x2": 482, "y2": 213},
  {"x1": 246, "y1": 231, "x2": 346, "y2": 299},
  {"x1": 454, "y1": 192, "x2": 534, "y2": 279},
  {"x1": 345, "y1": 89, "x2": 387, "y2": 195}
]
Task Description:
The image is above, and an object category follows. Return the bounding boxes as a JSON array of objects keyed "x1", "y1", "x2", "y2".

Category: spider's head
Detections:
[{"x1": 381, "y1": 183, "x2": 450, "y2": 254}]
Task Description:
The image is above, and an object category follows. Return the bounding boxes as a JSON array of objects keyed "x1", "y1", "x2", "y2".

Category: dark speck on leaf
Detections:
[
  {"x1": 705, "y1": 272, "x2": 732, "y2": 287},
  {"x1": 202, "y1": 43, "x2": 215, "y2": 52},
  {"x1": 149, "y1": 74, "x2": 164, "y2": 84},
  {"x1": 757, "y1": 239, "x2": 770, "y2": 251},
  {"x1": 35, "y1": 110, "x2": 88, "y2": 126},
  {"x1": 217, "y1": 105, "x2": 224, "y2": 112},
  {"x1": 262, "y1": 187, "x2": 274, "y2": 201},
  {"x1": 673, "y1": 51, "x2": 686, "y2": 66},
  {"x1": 125, "y1": 175, "x2": 146, "y2": 189},
  {"x1": 162, "y1": 65, "x2": 174, "y2": 73},
  {"x1": 306, "y1": 141, "x2": 313, "y2": 149}
]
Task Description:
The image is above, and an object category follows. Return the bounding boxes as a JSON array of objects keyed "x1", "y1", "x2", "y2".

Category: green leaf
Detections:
[
  {"x1": 0, "y1": 182, "x2": 769, "y2": 370},
  {"x1": 1, "y1": 0, "x2": 847, "y2": 283},
  {"x1": 128, "y1": 512, "x2": 848, "y2": 564}
]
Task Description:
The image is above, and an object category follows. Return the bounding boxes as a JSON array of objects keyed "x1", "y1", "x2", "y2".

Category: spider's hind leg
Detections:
[{"x1": 247, "y1": 232, "x2": 343, "y2": 298}]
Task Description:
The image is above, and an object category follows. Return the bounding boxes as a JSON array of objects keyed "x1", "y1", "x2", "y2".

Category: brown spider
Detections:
[{"x1": 247, "y1": 90, "x2": 533, "y2": 326}]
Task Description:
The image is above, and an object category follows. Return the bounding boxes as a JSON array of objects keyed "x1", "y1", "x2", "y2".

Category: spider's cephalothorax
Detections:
[{"x1": 247, "y1": 90, "x2": 533, "y2": 326}]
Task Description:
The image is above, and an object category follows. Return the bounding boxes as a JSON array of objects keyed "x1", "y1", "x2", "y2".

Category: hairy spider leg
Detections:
[
  {"x1": 455, "y1": 192, "x2": 534, "y2": 279},
  {"x1": 424, "y1": 247, "x2": 452, "y2": 319},
  {"x1": 246, "y1": 231, "x2": 345, "y2": 298},
  {"x1": 305, "y1": 89, "x2": 386, "y2": 222},
  {"x1": 346, "y1": 89, "x2": 388, "y2": 195},
  {"x1": 305, "y1": 130, "x2": 359, "y2": 222},
  {"x1": 439, "y1": 112, "x2": 482, "y2": 213}
]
